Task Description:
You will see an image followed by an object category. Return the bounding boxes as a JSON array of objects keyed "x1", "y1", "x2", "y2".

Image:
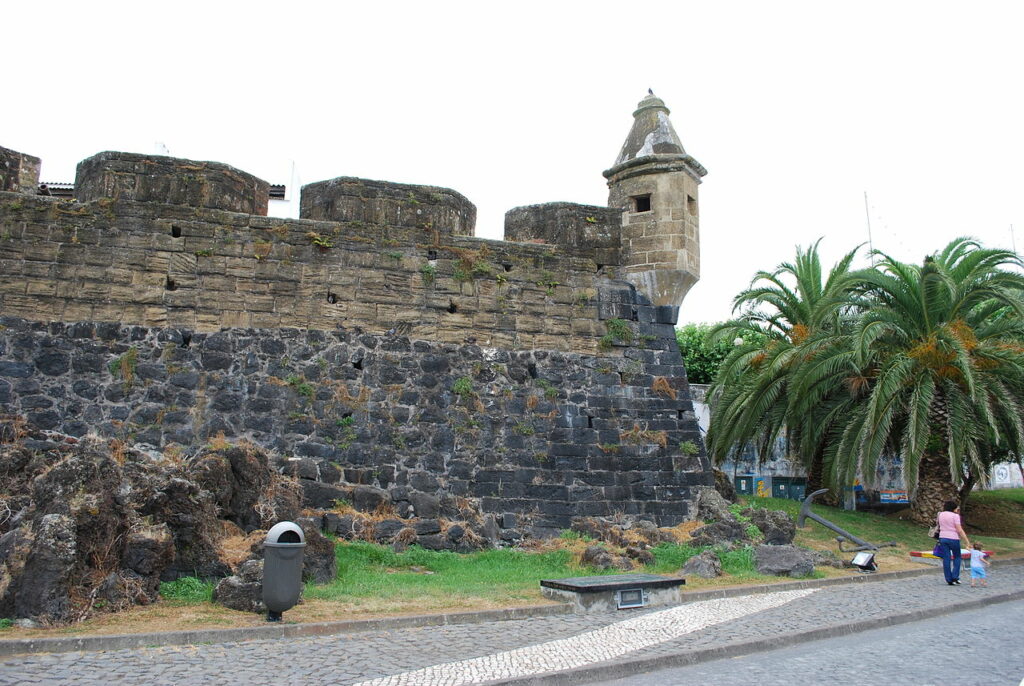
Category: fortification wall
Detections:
[{"x1": 0, "y1": 146, "x2": 711, "y2": 536}]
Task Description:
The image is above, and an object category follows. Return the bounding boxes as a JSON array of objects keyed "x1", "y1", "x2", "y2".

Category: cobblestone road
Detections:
[{"x1": 1, "y1": 563, "x2": 1021, "y2": 685}]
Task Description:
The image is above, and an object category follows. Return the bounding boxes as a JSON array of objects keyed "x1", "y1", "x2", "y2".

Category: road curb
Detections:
[
  {"x1": 1, "y1": 557, "x2": 1020, "y2": 658},
  {"x1": 0, "y1": 603, "x2": 574, "y2": 658}
]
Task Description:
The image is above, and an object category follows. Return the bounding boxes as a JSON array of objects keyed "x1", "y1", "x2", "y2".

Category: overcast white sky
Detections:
[{"x1": 6, "y1": 1, "x2": 1024, "y2": 325}]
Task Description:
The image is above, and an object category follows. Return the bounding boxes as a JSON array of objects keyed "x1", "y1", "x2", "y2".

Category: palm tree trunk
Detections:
[
  {"x1": 957, "y1": 467, "x2": 977, "y2": 520},
  {"x1": 910, "y1": 450, "x2": 957, "y2": 524},
  {"x1": 806, "y1": 445, "x2": 840, "y2": 506}
]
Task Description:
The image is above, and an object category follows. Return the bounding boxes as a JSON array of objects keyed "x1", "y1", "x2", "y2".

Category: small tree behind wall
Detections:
[{"x1": 676, "y1": 323, "x2": 766, "y2": 384}]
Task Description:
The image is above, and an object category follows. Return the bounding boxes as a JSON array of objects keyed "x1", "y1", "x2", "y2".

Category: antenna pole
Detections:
[
  {"x1": 864, "y1": 192, "x2": 875, "y2": 264},
  {"x1": 1011, "y1": 224, "x2": 1017, "y2": 255}
]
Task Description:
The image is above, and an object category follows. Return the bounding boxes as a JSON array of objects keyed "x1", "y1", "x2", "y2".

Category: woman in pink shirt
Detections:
[{"x1": 936, "y1": 500, "x2": 971, "y2": 585}]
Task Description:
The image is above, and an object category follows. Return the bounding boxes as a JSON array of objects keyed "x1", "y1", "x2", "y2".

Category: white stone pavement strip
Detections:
[{"x1": 352, "y1": 588, "x2": 818, "y2": 686}]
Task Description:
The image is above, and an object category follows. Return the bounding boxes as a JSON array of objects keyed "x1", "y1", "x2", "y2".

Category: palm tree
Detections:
[
  {"x1": 833, "y1": 237, "x2": 1024, "y2": 523},
  {"x1": 706, "y1": 240, "x2": 861, "y2": 497}
]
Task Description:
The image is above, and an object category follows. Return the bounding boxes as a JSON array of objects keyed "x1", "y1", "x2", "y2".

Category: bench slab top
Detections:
[{"x1": 540, "y1": 573, "x2": 686, "y2": 593}]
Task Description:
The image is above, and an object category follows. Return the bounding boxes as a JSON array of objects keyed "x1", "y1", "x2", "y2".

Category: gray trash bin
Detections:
[{"x1": 263, "y1": 521, "x2": 306, "y2": 622}]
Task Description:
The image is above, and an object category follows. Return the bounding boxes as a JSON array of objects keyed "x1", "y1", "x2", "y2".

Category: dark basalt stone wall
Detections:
[{"x1": 0, "y1": 301, "x2": 710, "y2": 536}]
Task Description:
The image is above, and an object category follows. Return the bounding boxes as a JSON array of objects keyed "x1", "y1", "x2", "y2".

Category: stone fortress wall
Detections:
[{"x1": 0, "y1": 93, "x2": 711, "y2": 536}]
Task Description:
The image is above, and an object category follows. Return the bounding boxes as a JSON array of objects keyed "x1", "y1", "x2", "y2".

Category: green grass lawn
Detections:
[
  {"x1": 301, "y1": 538, "x2": 768, "y2": 606},
  {"x1": 305, "y1": 543, "x2": 581, "y2": 604},
  {"x1": 746, "y1": 493, "x2": 1024, "y2": 555},
  {"x1": 158, "y1": 490, "x2": 1024, "y2": 608},
  {"x1": 971, "y1": 487, "x2": 1024, "y2": 506}
]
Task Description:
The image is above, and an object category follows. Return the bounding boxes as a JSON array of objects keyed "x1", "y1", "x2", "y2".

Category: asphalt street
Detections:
[{"x1": 596, "y1": 598, "x2": 1024, "y2": 686}]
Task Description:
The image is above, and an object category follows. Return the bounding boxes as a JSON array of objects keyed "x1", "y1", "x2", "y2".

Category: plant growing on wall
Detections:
[
  {"x1": 108, "y1": 347, "x2": 138, "y2": 389},
  {"x1": 621, "y1": 423, "x2": 668, "y2": 448},
  {"x1": 599, "y1": 318, "x2": 635, "y2": 350},
  {"x1": 306, "y1": 232, "x2": 333, "y2": 250},
  {"x1": 651, "y1": 376, "x2": 677, "y2": 399},
  {"x1": 678, "y1": 440, "x2": 699, "y2": 455},
  {"x1": 452, "y1": 376, "x2": 475, "y2": 400}
]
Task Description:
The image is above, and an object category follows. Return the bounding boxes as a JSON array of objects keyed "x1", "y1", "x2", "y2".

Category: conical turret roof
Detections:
[
  {"x1": 605, "y1": 92, "x2": 706, "y2": 180},
  {"x1": 612, "y1": 92, "x2": 686, "y2": 165}
]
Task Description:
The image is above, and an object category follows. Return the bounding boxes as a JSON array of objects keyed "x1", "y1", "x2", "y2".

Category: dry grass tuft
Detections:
[
  {"x1": 0, "y1": 415, "x2": 29, "y2": 443},
  {"x1": 206, "y1": 432, "x2": 232, "y2": 451},
  {"x1": 394, "y1": 527, "x2": 417, "y2": 545},
  {"x1": 621, "y1": 423, "x2": 668, "y2": 448},
  {"x1": 217, "y1": 522, "x2": 263, "y2": 568},
  {"x1": 108, "y1": 439, "x2": 126, "y2": 465},
  {"x1": 651, "y1": 376, "x2": 677, "y2": 400}
]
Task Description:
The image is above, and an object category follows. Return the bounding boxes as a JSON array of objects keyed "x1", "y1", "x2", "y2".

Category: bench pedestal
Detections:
[{"x1": 540, "y1": 573, "x2": 686, "y2": 613}]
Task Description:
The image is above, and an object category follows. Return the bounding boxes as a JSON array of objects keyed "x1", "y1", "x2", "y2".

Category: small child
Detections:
[{"x1": 969, "y1": 541, "x2": 990, "y2": 587}]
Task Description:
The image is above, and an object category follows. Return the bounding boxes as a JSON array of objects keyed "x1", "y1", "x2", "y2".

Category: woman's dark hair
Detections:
[{"x1": 943, "y1": 500, "x2": 958, "y2": 512}]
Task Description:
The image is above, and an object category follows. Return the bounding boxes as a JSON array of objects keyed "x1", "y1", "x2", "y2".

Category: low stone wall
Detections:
[{"x1": 0, "y1": 306, "x2": 710, "y2": 535}]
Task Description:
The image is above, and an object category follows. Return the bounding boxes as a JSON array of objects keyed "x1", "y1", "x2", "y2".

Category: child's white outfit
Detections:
[{"x1": 969, "y1": 548, "x2": 987, "y2": 579}]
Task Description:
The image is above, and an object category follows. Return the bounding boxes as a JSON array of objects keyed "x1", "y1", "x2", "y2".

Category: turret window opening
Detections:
[
  {"x1": 687, "y1": 195, "x2": 697, "y2": 216},
  {"x1": 631, "y1": 194, "x2": 652, "y2": 213}
]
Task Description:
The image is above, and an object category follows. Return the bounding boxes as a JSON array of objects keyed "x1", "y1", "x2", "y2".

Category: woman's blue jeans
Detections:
[{"x1": 938, "y1": 538, "x2": 961, "y2": 582}]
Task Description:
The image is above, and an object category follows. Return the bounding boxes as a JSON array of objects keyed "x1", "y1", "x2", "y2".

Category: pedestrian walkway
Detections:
[{"x1": 1, "y1": 561, "x2": 1022, "y2": 686}]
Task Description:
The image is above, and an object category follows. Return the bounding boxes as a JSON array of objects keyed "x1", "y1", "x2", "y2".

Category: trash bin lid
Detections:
[{"x1": 265, "y1": 521, "x2": 306, "y2": 546}]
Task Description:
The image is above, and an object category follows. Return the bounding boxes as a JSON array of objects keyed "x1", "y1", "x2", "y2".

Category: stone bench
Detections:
[{"x1": 540, "y1": 573, "x2": 685, "y2": 612}]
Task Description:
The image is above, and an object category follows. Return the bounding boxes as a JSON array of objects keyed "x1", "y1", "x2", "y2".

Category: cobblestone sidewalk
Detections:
[{"x1": 1, "y1": 562, "x2": 1022, "y2": 686}]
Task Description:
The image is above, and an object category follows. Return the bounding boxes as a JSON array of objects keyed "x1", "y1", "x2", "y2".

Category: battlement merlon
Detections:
[
  {"x1": 301, "y1": 176, "x2": 476, "y2": 239},
  {"x1": 604, "y1": 93, "x2": 707, "y2": 311},
  {"x1": 0, "y1": 145, "x2": 41, "y2": 194},
  {"x1": 75, "y1": 151, "x2": 271, "y2": 216},
  {"x1": 503, "y1": 202, "x2": 621, "y2": 266}
]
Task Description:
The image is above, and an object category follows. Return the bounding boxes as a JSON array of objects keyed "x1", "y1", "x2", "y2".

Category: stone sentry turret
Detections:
[
  {"x1": 604, "y1": 92, "x2": 707, "y2": 313},
  {"x1": 505, "y1": 93, "x2": 706, "y2": 320}
]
